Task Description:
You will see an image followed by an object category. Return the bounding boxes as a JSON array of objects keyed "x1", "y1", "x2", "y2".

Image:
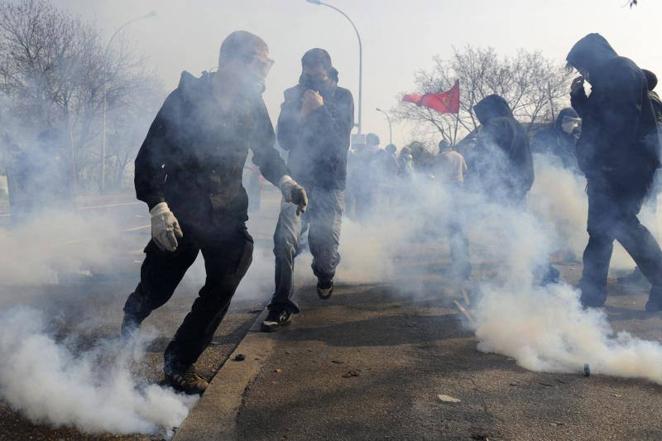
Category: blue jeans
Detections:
[{"x1": 269, "y1": 188, "x2": 344, "y2": 313}]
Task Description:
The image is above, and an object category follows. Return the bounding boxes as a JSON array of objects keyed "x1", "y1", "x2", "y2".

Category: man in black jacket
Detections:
[
  {"x1": 469, "y1": 94, "x2": 534, "y2": 204},
  {"x1": 121, "y1": 31, "x2": 307, "y2": 394},
  {"x1": 263, "y1": 49, "x2": 354, "y2": 331},
  {"x1": 566, "y1": 33, "x2": 662, "y2": 310}
]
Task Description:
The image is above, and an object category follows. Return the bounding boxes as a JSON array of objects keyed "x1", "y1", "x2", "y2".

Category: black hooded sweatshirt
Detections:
[
  {"x1": 567, "y1": 33, "x2": 660, "y2": 195},
  {"x1": 277, "y1": 78, "x2": 354, "y2": 191},
  {"x1": 531, "y1": 107, "x2": 580, "y2": 172},
  {"x1": 134, "y1": 71, "x2": 289, "y2": 232},
  {"x1": 470, "y1": 94, "x2": 534, "y2": 203}
]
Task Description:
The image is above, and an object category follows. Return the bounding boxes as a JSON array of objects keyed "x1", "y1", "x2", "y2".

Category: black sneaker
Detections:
[
  {"x1": 261, "y1": 309, "x2": 292, "y2": 332},
  {"x1": 164, "y1": 366, "x2": 209, "y2": 395},
  {"x1": 317, "y1": 279, "x2": 334, "y2": 300}
]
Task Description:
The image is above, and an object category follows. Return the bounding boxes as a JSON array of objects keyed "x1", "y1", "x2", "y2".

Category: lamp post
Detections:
[
  {"x1": 375, "y1": 107, "x2": 392, "y2": 145},
  {"x1": 101, "y1": 11, "x2": 156, "y2": 193},
  {"x1": 306, "y1": 0, "x2": 362, "y2": 134}
]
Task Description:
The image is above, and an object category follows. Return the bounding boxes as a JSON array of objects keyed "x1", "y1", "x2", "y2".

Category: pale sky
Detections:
[{"x1": 61, "y1": 0, "x2": 662, "y2": 147}]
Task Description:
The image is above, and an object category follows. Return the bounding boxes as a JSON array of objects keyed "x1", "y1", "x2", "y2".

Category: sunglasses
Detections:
[{"x1": 242, "y1": 52, "x2": 275, "y2": 74}]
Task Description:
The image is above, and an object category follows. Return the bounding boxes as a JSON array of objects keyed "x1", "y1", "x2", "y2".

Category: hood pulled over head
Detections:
[
  {"x1": 555, "y1": 107, "x2": 580, "y2": 130},
  {"x1": 566, "y1": 33, "x2": 618, "y2": 76},
  {"x1": 473, "y1": 94, "x2": 513, "y2": 125}
]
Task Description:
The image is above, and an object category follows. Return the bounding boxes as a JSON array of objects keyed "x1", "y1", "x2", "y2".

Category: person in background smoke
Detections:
[
  {"x1": 470, "y1": 94, "x2": 560, "y2": 284},
  {"x1": 436, "y1": 140, "x2": 471, "y2": 280},
  {"x1": 348, "y1": 132, "x2": 380, "y2": 221},
  {"x1": 618, "y1": 69, "x2": 662, "y2": 286},
  {"x1": 469, "y1": 94, "x2": 534, "y2": 204},
  {"x1": 398, "y1": 146, "x2": 414, "y2": 179},
  {"x1": 567, "y1": 33, "x2": 662, "y2": 310},
  {"x1": 263, "y1": 48, "x2": 354, "y2": 331},
  {"x1": 531, "y1": 107, "x2": 582, "y2": 173},
  {"x1": 409, "y1": 141, "x2": 437, "y2": 178},
  {"x1": 437, "y1": 140, "x2": 468, "y2": 187},
  {"x1": 643, "y1": 69, "x2": 662, "y2": 124},
  {"x1": 373, "y1": 143, "x2": 400, "y2": 208},
  {"x1": 365, "y1": 132, "x2": 381, "y2": 154},
  {"x1": 121, "y1": 31, "x2": 308, "y2": 394}
]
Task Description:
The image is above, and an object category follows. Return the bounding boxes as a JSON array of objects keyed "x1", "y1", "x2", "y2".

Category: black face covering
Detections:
[{"x1": 299, "y1": 73, "x2": 332, "y2": 95}]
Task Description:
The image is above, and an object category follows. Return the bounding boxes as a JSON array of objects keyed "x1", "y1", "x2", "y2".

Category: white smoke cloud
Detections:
[
  {"x1": 337, "y1": 150, "x2": 662, "y2": 386},
  {"x1": 471, "y1": 194, "x2": 662, "y2": 384},
  {"x1": 0, "y1": 210, "x2": 127, "y2": 287},
  {"x1": 0, "y1": 306, "x2": 196, "y2": 436}
]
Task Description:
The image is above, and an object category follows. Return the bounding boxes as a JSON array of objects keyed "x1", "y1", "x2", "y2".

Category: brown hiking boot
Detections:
[{"x1": 164, "y1": 366, "x2": 209, "y2": 395}]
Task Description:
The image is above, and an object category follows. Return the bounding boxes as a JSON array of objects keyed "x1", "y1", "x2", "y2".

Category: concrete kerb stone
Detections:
[{"x1": 173, "y1": 310, "x2": 274, "y2": 441}]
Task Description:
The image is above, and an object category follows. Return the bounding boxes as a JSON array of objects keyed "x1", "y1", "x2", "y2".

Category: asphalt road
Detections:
[
  {"x1": 234, "y1": 268, "x2": 662, "y2": 441},
  {"x1": 4, "y1": 189, "x2": 662, "y2": 441}
]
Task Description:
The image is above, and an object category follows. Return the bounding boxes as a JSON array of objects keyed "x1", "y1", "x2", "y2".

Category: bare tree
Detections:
[
  {"x1": 394, "y1": 46, "x2": 573, "y2": 145},
  {"x1": 0, "y1": 0, "x2": 163, "y2": 193}
]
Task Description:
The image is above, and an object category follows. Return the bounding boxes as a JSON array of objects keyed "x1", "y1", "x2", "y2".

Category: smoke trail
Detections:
[
  {"x1": 469, "y1": 179, "x2": 662, "y2": 384},
  {"x1": 475, "y1": 281, "x2": 662, "y2": 382},
  {"x1": 0, "y1": 306, "x2": 197, "y2": 436}
]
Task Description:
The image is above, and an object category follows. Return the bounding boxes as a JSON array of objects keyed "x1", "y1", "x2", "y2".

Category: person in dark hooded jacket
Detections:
[
  {"x1": 531, "y1": 107, "x2": 581, "y2": 173},
  {"x1": 567, "y1": 33, "x2": 662, "y2": 311},
  {"x1": 643, "y1": 69, "x2": 662, "y2": 124},
  {"x1": 469, "y1": 95, "x2": 560, "y2": 284},
  {"x1": 263, "y1": 48, "x2": 354, "y2": 331},
  {"x1": 121, "y1": 31, "x2": 308, "y2": 394},
  {"x1": 468, "y1": 94, "x2": 534, "y2": 204}
]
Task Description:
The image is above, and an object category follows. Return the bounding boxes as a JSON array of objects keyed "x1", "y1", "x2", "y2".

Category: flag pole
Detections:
[{"x1": 452, "y1": 80, "x2": 461, "y2": 145}]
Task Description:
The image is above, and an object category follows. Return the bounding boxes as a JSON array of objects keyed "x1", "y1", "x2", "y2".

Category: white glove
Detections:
[
  {"x1": 150, "y1": 202, "x2": 183, "y2": 252},
  {"x1": 279, "y1": 175, "x2": 308, "y2": 215}
]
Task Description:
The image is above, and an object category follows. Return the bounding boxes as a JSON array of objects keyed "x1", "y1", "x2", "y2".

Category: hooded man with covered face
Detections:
[
  {"x1": 120, "y1": 31, "x2": 307, "y2": 394},
  {"x1": 263, "y1": 48, "x2": 354, "y2": 331},
  {"x1": 468, "y1": 94, "x2": 534, "y2": 204},
  {"x1": 531, "y1": 107, "x2": 582, "y2": 173},
  {"x1": 566, "y1": 33, "x2": 662, "y2": 310}
]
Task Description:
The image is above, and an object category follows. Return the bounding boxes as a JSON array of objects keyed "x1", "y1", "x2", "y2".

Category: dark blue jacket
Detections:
[{"x1": 277, "y1": 83, "x2": 354, "y2": 191}]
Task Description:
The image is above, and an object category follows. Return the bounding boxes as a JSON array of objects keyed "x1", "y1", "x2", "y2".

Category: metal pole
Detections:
[
  {"x1": 101, "y1": 86, "x2": 107, "y2": 192},
  {"x1": 307, "y1": 1, "x2": 362, "y2": 134},
  {"x1": 101, "y1": 11, "x2": 156, "y2": 193},
  {"x1": 376, "y1": 107, "x2": 392, "y2": 145}
]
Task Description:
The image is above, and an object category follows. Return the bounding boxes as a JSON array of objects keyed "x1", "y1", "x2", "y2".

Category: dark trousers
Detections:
[
  {"x1": 123, "y1": 223, "x2": 253, "y2": 373},
  {"x1": 269, "y1": 189, "x2": 344, "y2": 313},
  {"x1": 580, "y1": 181, "x2": 662, "y2": 304}
]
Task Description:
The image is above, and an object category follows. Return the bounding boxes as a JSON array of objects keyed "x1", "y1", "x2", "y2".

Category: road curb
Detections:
[{"x1": 173, "y1": 309, "x2": 274, "y2": 441}]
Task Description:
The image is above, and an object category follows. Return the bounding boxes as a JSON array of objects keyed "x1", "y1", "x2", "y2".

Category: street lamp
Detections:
[
  {"x1": 101, "y1": 11, "x2": 156, "y2": 193},
  {"x1": 375, "y1": 107, "x2": 392, "y2": 145},
  {"x1": 306, "y1": 0, "x2": 362, "y2": 134}
]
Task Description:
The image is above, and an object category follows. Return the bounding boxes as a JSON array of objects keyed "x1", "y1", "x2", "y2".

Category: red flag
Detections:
[{"x1": 402, "y1": 80, "x2": 460, "y2": 114}]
